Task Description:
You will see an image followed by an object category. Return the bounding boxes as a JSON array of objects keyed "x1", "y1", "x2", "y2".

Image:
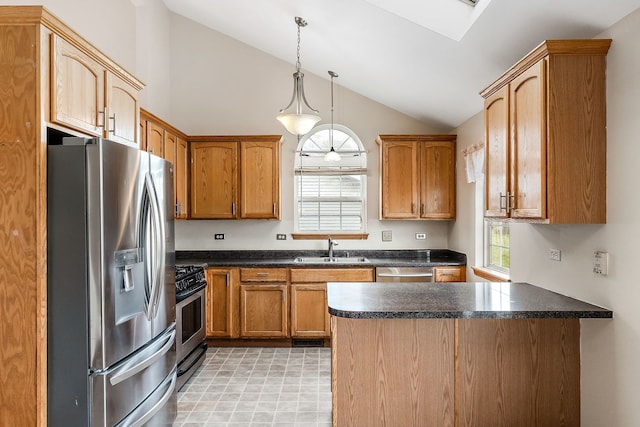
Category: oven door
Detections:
[{"x1": 176, "y1": 288, "x2": 206, "y2": 363}]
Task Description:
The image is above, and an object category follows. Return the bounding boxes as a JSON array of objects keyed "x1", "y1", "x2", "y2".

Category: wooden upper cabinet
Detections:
[
  {"x1": 510, "y1": 61, "x2": 546, "y2": 219},
  {"x1": 146, "y1": 121, "x2": 164, "y2": 157},
  {"x1": 420, "y1": 140, "x2": 456, "y2": 219},
  {"x1": 378, "y1": 135, "x2": 456, "y2": 220},
  {"x1": 190, "y1": 141, "x2": 238, "y2": 219},
  {"x1": 484, "y1": 86, "x2": 510, "y2": 218},
  {"x1": 50, "y1": 34, "x2": 142, "y2": 146},
  {"x1": 380, "y1": 140, "x2": 419, "y2": 219},
  {"x1": 240, "y1": 140, "x2": 280, "y2": 219},
  {"x1": 51, "y1": 35, "x2": 105, "y2": 136},
  {"x1": 175, "y1": 137, "x2": 189, "y2": 219},
  {"x1": 190, "y1": 136, "x2": 282, "y2": 220},
  {"x1": 140, "y1": 109, "x2": 189, "y2": 219},
  {"x1": 481, "y1": 39, "x2": 610, "y2": 224},
  {"x1": 106, "y1": 73, "x2": 139, "y2": 146}
]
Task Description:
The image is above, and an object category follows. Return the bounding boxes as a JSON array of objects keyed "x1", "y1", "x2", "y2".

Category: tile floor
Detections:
[{"x1": 175, "y1": 347, "x2": 332, "y2": 426}]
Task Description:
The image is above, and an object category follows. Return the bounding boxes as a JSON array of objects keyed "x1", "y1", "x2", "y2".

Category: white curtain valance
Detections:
[{"x1": 462, "y1": 142, "x2": 485, "y2": 183}]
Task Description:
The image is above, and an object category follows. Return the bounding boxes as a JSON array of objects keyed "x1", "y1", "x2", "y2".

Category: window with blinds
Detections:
[{"x1": 294, "y1": 124, "x2": 367, "y2": 233}]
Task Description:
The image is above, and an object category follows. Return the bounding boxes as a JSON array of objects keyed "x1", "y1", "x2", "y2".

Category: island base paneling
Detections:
[
  {"x1": 331, "y1": 317, "x2": 455, "y2": 427},
  {"x1": 456, "y1": 318, "x2": 580, "y2": 427},
  {"x1": 331, "y1": 317, "x2": 581, "y2": 427}
]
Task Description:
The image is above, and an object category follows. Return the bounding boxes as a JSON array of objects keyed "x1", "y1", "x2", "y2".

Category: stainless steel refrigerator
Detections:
[{"x1": 47, "y1": 137, "x2": 176, "y2": 426}]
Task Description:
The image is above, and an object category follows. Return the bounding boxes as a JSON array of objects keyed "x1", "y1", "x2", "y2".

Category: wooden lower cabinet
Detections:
[
  {"x1": 239, "y1": 268, "x2": 289, "y2": 338},
  {"x1": 433, "y1": 265, "x2": 466, "y2": 282},
  {"x1": 290, "y1": 268, "x2": 374, "y2": 338},
  {"x1": 240, "y1": 283, "x2": 288, "y2": 338},
  {"x1": 331, "y1": 317, "x2": 580, "y2": 427},
  {"x1": 205, "y1": 268, "x2": 239, "y2": 338},
  {"x1": 290, "y1": 284, "x2": 329, "y2": 338}
]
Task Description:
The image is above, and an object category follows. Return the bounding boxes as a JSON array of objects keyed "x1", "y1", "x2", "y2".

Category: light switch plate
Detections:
[
  {"x1": 593, "y1": 251, "x2": 609, "y2": 275},
  {"x1": 382, "y1": 230, "x2": 392, "y2": 241},
  {"x1": 549, "y1": 248, "x2": 561, "y2": 261}
]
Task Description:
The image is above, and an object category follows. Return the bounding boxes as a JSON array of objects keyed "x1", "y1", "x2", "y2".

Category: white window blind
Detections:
[{"x1": 294, "y1": 125, "x2": 367, "y2": 233}]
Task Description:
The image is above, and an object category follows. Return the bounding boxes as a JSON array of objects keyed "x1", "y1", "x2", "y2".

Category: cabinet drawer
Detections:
[
  {"x1": 433, "y1": 266, "x2": 466, "y2": 282},
  {"x1": 290, "y1": 268, "x2": 374, "y2": 283},
  {"x1": 240, "y1": 268, "x2": 288, "y2": 282}
]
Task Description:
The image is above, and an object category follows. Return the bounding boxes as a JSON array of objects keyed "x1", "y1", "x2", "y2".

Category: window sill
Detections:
[
  {"x1": 291, "y1": 233, "x2": 369, "y2": 240},
  {"x1": 471, "y1": 266, "x2": 511, "y2": 282}
]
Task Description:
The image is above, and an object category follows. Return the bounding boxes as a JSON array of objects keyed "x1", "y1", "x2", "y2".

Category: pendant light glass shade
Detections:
[
  {"x1": 324, "y1": 70, "x2": 341, "y2": 162},
  {"x1": 277, "y1": 17, "x2": 320, "y2": 136}
]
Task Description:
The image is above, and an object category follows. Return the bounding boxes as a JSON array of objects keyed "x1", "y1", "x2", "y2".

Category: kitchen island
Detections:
[{"x1": 327, "y1": 282, "x2": 612, "y2": 427}]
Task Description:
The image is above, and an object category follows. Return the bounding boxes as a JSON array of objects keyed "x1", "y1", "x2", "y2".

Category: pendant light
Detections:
[
  {"x1": 324, "y1": 70, "x2": 341, "y2": 162},
  {"x1": 277, "y1": 17, "x2": 320, "y2": 136}
]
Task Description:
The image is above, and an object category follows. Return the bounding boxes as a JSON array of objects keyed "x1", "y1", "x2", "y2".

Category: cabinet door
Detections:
[
  {"x1": 139, "y1": 120, "x2": 147, "y2": 151},
  {"x1": 240, "y1": 141, "x2": 280, "y2": 219},
  {"x1": 163, "y1": 131, "x2": 177, "y2": 216},
  {"x1": 175, "y1": 138, "x2": 189, "y2": 219},
  {"x1": 420, "y1": 141, "x2": 456, "y2": 219},
  {"x1": 106, "y1": 72, "x2": 139, "y2": 146},
  {"x1": 146, "y1": 121, "x2": 164, "y2": 157},
  {"x1": 50, "y1": 35, "x2": 104, "y2": 136},
  {"x1": 240, "y1": 284, "x2": 288, "y2": 338},
  {"x1": 433, "y1": 266, "x2": 466, "y2": 282},
  {"x1": 510, "y1": 59, "x2": 546, "y2": 219},
  {"x1": 206, "y1": 268, "x2": 239, "y2": 338},
  {"x1": 381, "y1": 141, "x2": 419, "y2": 219},
  {"x1": 484, "y1": 86, "x2": 510, "y2": 218},
  {"x1": 190, "y1": 142, "x2": 238, "y2": 219},
  {"x1": 290, "y1": 283, "x2": 329, "y2": 338}
]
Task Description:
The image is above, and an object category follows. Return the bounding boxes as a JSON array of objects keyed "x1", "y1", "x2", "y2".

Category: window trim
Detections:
[
  {"x1": 293, "y1": 124, "x2": 367, "y2": 235},
  {"x1": 484, "y1": 219, "x2": 510, "y2": 274}
]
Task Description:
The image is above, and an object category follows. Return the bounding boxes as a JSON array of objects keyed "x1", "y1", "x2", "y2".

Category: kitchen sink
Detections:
[{"x1": 293, "y1": 256, "x2": 370, "y2": 264}]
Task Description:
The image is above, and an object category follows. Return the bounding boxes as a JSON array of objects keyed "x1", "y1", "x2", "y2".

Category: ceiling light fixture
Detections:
[
  {"x1": 324, "y1": 71, "x2": 341, "y2": 162},
  {"x1": 277, "y1": 17, "x2": 320, "y2": 136}
]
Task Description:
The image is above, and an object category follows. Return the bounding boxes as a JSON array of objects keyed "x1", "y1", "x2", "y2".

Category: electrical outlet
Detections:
[
  {"x1": 415, "y1": 233, "x2": 427, "y2": 240},
  {"x1": 382, "y1": 230, "x2": 392, "y2": 242},
  {"x1": 276, "y1": 234, "x2": 287, "y2": 240},
  {"x1": 549, "y1": 248, "x2": 561, "y2": 261},
  {"x1": 214, "y1": 234, "x2": 225, "y2": 240}
]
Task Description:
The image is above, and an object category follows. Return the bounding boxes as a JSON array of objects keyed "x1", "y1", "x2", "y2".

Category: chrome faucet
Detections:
[{"x1": 328, "y1": 236, "x2": 338, "y2": 258}]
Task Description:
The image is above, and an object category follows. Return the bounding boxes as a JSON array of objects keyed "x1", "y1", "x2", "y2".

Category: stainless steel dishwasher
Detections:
[{"x1": 375, "y1": 266, "x2": 433, "y2": 282}]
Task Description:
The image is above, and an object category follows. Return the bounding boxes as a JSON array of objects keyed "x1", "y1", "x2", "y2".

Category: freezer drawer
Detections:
[{"x1": 91, "y1": 325, "x2": 177, "y2": 426}]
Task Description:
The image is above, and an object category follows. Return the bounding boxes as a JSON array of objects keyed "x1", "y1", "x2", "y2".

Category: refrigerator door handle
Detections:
[
  {"x1": 144, "y1": 172, "x2": 165, "y2": 320},
  {"x1": 114, "y1": 367, "x2": 177, "y2": 427},
  {"x1": 109, "y1": 327, "x2": 176, "y2": 386}
]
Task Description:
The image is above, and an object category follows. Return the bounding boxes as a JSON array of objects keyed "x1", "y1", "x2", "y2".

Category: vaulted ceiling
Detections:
[{"x1": 162, "y1": 0, "x2": 640, "y2": 128}]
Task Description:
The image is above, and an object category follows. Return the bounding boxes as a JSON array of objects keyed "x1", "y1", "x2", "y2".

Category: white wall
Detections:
[
  {"x1": 133, "y1": 0, "x2": 172, "y2": 118},
  {"x1": 450, "y1": 8, "x2": 640, "y2": 426},
  {"x1": 0, "y1": 0, "x2": 137, "y2": 72},
  {"x1": 168, "y1": 13, "x2": 453, "y2": 252}
]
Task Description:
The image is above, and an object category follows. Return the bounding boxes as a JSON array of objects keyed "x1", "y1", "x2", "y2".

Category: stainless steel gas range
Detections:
[{"x1": 175, "y1": 265, "x2": 208, "y2": 391}]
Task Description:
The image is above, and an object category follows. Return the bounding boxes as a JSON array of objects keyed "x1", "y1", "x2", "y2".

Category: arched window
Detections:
[{"x1": 294, "y1": 124, "x2": 367, "y2": 233}]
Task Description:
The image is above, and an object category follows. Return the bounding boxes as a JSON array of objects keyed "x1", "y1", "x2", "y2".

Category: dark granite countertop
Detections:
[
  {"x1": 176, "y1": 249, "x2": 466, "y2": 268},
  {"x1": 327, "y1": 281, "x2": 613, "y2": 319}
]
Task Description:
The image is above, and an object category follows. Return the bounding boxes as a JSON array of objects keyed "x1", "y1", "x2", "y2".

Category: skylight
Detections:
[{"x1": 362, "y1": 0, "x2": 492, "y2": 41}]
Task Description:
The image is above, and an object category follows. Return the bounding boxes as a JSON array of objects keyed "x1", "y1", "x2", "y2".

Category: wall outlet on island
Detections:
[
  {"x1": 415, "y1": 233, "x2": 427, "y2": 240},
  {"x1": 276, "y1": 234, "x2": 287, "y2": 240},
  {"x1": 214, "y1": 233, "x2": 225, "y2": 240}
]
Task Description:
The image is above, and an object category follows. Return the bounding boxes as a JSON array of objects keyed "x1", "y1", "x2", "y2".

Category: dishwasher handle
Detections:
[{"x1": 376, "y1": 272, "x2": 433, "y2": 278}]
